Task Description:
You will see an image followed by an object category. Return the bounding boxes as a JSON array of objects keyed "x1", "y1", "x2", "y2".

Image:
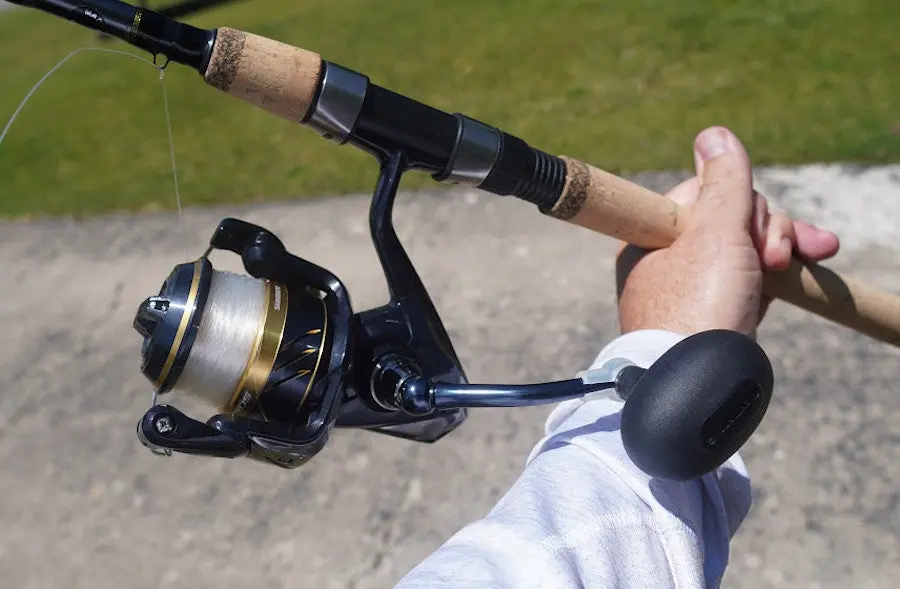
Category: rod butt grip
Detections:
[{"x1": 551, "y1": 156, "x2": 900, "y2": 348}]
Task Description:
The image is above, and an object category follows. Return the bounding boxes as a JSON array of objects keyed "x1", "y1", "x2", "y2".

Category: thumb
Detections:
[{"x1": 687, "y1": 127, "x2": 755, "y2": 233}]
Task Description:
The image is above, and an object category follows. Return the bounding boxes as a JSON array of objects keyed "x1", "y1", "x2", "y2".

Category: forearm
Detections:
[{"x1": 396, "y1": 329, "x2": 753, "y2": 589}]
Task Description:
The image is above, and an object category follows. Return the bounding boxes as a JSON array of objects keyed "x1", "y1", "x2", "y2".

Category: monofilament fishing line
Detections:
[
  {"x1": 0, "y1": 47, "x2": 205, "y2": 449},
  {"x1": 2, "y1": 47, "x2": 287, "y2": 413},
  {"x1": 0, "y1": 47, "x2": 188, "y2": 259},
  {"x1": 2, "y1": 52, "x2": 286, "y2": 412}
]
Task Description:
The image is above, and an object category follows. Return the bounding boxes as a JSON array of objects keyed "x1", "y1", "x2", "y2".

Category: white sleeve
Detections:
[{"x1": 395, "y1": 329, "x2": 753, "y2": 589}]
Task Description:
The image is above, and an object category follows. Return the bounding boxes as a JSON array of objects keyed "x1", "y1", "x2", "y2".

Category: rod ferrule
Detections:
[
  {"x1": 434, "y1": 114, "x2": 502, "y2": 187},
  {"x1": 307, "y1": 62, "x2": 369, "y2": 144}
]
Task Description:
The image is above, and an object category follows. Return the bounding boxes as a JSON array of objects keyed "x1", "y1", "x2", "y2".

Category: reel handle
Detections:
[
  {"x1": 618, "y1": 329, "x2": 774, "y2": 482},
  {"x1": 366, "y1": 329, "x2": 771, "y2": 481},
  {"x1": 546, "y1": 159, "x2": 900, "y2": 348}
]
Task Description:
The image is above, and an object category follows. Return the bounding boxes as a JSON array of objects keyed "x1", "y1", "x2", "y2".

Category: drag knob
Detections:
[
  {"x1": 620, "y1": 329, "x2": 774, "y2": 482},
  {"x1": 133, "y1": 296, "x2": 170, "y2": 338}
]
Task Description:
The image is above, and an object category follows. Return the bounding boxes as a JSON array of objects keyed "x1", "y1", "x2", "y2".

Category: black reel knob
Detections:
[{"x1": 620, "y1": 329, "x2": 774, "y2": 482}]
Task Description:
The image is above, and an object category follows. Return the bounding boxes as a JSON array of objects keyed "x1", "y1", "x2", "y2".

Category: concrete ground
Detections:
[{"x1": 1, "y1": 163, "x2": 900, "y2": 588}]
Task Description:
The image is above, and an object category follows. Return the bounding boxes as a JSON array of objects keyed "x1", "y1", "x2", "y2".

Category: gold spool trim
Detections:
[
  {"x1": 226, "y1": 281, "x2": 289, "y2": 411},
  {"x1": 153, "y1": 260, "x2": 203, "y2": 390}
]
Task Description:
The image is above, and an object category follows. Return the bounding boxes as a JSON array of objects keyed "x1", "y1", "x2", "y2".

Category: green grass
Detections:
[{"x1": 0, "y1": 0, "x2": 898, "y2": 218}]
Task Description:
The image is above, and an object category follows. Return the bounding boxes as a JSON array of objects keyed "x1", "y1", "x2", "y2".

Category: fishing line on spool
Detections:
[
  {"x1": 174, "y1": 269, "x2": 268, "y2": 410},
  {"x1": 0, "y1": 47, "x2": 188, "y2": 259}
]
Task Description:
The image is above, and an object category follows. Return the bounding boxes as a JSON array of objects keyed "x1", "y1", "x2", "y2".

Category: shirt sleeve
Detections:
[{"x1": 394, "y1": 329, "x2": 753, "y2": 589}]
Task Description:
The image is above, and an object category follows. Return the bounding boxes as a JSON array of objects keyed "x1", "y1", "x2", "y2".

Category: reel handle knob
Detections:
[{"x1": 619, "y1": 329, "x2": 774, "y2": 482}]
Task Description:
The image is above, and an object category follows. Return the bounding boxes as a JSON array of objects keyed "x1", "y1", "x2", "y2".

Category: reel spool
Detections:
[
  {"x1": 135, "y1": 258, "x2": 336, "y2": 434},
  {"x1": 133, "y1": 220, "x2": 354, "y2": 467},
  {"x1": 133, "y1": 153, "x2": 776, "y2": 480}
]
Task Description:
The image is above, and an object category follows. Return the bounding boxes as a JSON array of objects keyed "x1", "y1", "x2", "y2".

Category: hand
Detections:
[{"x1": 615, "y1": 126, "x2": 840, "y2": 337}]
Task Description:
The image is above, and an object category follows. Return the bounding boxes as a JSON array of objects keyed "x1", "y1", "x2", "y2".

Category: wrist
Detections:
[
  {"x1": 589, "y1": 328, "x2": 688, "y2": 372},
  {"x1": 540, "y1": 329, "x2": 686, "y2": 437}
]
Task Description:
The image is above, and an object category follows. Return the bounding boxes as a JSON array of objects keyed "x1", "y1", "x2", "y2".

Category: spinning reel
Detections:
[
  {"x1": 13, "y1": 0, "x2": 900, "y2": 484},
  {"x1": 134, "y1": 152, "x2": 775, "y2": 482}
]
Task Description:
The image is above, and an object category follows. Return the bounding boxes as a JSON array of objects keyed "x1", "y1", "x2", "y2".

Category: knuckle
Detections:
[
  {"x1": 679, "y1": 226, "x2": 725, "y2": 256},
  {"x1": 698, "y1": 164, "x2": 751, "y2": 205},
  {"x1": 769, "y1": 209, "x2": 790, "y2": 226},
  {"x1": 697, "y1": 180, "x2": 732, "y2": 210}
]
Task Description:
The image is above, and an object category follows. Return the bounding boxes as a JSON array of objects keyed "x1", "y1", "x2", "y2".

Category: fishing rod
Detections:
[
  {"x1": 12, "y1": 0, "x2": 900, "y2": 345},
  {"x1": 8, "y1": 0, "x2": 898, "y2": 481}
]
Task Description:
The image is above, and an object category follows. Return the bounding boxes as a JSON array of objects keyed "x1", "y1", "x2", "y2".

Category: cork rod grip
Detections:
[
  {"x1": 203, "y1": 27, "x2": 324, "y2": 122},
  {"x1": 550, "y1": 157, "x2": 900, "y2": 348}
]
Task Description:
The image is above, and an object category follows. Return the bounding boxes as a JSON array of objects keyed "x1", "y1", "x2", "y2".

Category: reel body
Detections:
[
  {"x1": 136, "y1": 223, "x2": 354, "y2": 468},
  {"x1": 133, "y1": 150, "x2": 776, "y2": 481},
  {"x1": 135, "y1": 151, "x2": 471, "y2": 469},
  {"x1": 136, "y1": 218, "x2": 471, "y2": 468}
]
